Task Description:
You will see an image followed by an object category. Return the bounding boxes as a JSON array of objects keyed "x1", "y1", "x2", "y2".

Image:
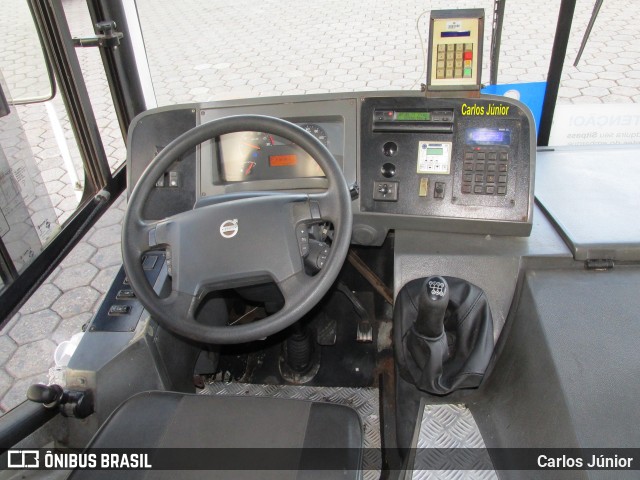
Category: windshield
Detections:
[{"x1": 135, "y1": 0, "x2": 639, "y2": 147}]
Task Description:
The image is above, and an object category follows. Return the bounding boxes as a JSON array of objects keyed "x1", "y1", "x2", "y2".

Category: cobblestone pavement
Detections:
[{"x1": 1, "y1": 0, "x2": 640, "y2": 413}]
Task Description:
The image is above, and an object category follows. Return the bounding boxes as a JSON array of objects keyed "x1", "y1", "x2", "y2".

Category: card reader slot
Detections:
[{"x1": 372, "y1": 123, "x2": 454, "y2": 133}]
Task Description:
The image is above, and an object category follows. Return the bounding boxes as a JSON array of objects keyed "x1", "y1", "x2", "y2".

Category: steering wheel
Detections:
[{"x1": 122, "y1": 115, "x2": 352, "y2": 344}]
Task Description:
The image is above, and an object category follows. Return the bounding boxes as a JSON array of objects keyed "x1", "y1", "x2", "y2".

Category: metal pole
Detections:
[
  {"x1": 490, "y1": 0, "x2": 506, "y2": 85},
  {"x1": 574, "y1": 0, "x2": 604, "y2": 66},
  {"x1": 538, "y1": 0, "x2": 578, "y2": 146}
]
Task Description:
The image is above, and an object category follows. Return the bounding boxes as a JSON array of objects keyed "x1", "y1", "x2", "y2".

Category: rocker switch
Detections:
[{"x1": 168, "y1": 171, "x2": 179, "y2": 187}]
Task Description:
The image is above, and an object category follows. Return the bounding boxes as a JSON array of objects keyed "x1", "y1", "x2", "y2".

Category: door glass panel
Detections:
[
  {"x1": 0, "y1": 0, "x2": 53, "y2": 104},
  {"x1": 0, "y1": 72, "x2": 60, "y2": 273}
]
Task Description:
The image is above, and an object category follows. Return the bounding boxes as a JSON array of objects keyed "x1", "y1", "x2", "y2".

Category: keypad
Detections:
[
  {"x1": 436, "y1": 43, "x2": 473, "y2": 79},
  {"x1": 461, "y1": 150, "x2": 508, "y2": 196}
]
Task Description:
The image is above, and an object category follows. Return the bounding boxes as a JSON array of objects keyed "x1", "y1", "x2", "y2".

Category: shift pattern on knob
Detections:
[{"x1": 428, "y1": 278, "x2": 447, "y2": 299}]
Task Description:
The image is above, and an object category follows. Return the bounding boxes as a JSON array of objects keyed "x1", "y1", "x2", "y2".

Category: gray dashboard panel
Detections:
[
  {"x1": 127, "y1": 91, "x2": 536, "y2": 245},
  {"x1": 535, "y1": 145, "x2": 640, "y2": 261}
]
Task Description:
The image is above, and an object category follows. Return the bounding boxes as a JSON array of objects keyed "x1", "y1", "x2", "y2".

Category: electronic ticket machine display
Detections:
[{"x1": 359, "y1": 9, "x2": 535, "y2": 237}]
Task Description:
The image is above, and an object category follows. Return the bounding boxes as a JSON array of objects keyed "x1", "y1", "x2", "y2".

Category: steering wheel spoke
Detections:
[
  {"x1": 307, "y1": 191, "x2": 341, "y2": 225},
  {"x1": 276, "y1": 268, "x2": 314, "y2": 306},
  {"x1": 123, "y1": 218, "x2": 167, "y2": 260}
]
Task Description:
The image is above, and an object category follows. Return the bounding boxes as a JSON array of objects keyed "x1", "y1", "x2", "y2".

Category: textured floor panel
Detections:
[
  {"x1": 202, "y1": 381, "x2": 381, "y2": 479},
  {"x1": 412, "y1": 404, "x2": 497, "y2": 480}
]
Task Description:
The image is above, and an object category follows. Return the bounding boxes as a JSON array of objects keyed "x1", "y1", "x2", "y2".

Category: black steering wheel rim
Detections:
[{"x1": 122, "y1": 115, "x2": 352, "y2": 344}]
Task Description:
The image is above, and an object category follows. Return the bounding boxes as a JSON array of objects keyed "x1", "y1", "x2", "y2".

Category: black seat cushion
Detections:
[{"x1": 69, "y1": 390, "x2": 363, "y2": 480}]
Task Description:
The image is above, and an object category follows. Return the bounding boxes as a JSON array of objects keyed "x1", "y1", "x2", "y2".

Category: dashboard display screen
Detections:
[
  {"x1": 218, "y1": 121, "x2": 341, "y2": 183},
  {"x1": 465, "y1": 128, "x2": 511, "y2": 146},
  {"x1": 269, "y1": 154, "x2": 297, "y2": 167},
  {"x1": 396, "y1": 111, "x2": 432, "y2": 121}
]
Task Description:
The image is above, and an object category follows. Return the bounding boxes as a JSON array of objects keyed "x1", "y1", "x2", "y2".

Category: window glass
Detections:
[{"x1": 551, "y1": 1, "x2": 640, "y2": 145}]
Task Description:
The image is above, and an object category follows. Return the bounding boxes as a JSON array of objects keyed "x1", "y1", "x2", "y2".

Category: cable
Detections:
[{"x1": 410, "y1": 10, "x2": 432, "y2": 91}]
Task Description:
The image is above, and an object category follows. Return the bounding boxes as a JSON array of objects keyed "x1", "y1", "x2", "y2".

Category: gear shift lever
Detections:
[
  {"x1": 416, "y1": 276, "x2": 449, "y2": 337},
  {"x1": 394, "y1": 276, "x2": 494, "y2": 395}
]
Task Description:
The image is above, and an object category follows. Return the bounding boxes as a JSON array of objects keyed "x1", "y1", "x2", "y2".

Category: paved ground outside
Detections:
[{"x1": 0, "y1": 0, "x2": 639, "y2": 413}]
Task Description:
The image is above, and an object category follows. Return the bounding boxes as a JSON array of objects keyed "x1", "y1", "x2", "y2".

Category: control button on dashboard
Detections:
[
  {"x1": 487, "y1": 163, "x2": 496, "y2": 172},
  {"x1": 419, "y1": 178, "x2": 428, "y2": 197},
  {"x1": 497, "y1": 186, "x2": 507, "y2": 195},
  {"x1": 168, "y1": 171, "x2": 180, "y2": 187},
  {"x1": 383, "y1": 141, "x2": 398, "y2": 157},
  {"x1": 462, "y1": 185, "x2": 472, "y2": 194},
  {"x1": 498, "y1": 174, "x2": 508, "y2": 183},
  {"x1": 486, "y1": 186, "x2": 495, "y2": 194},
  {"x1": 142, "y1": 255, "x2": 158, "y2": 270},
  {"x1": 434, "y1": 182, "x2": 445, "y2": 199},
  {"x1": 486, "y1": 175, "x2": 496, "y2": 183},
  {"x1": 474, "y1": 185, "x2": 484, "y2": 194},
  {"x1": 155, "y1": 174, "x2": 165, "y2": 188},
  {"x1": 475, "y1": 162, "x2": 485, "y2": 171},
  {"x1": 373, "y1": 181, "x2": 398, "y2": 201},
  {"x1": 464, "y1": 162, "x2": 474, "y2": 171},
  {"x1": 475, "y1": 174, "x2": 484, "y2": 182},
  {"x1": 381, "y1": 162, "x2": 396, "y2": 178},
  {"x1": 499, "y1": 164, "x2": 508, "y2": 172},
  {"x1": 463, "y1": 174, "x2": 473, "y2": 182},
  {"x1": 108, "y1": 305, "x2": 131, "y2": 316},
  {"x1": 116, "y1": 289, "x2": 135, "y2": 300}
]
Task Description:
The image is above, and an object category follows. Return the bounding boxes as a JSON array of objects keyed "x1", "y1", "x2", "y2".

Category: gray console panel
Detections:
[
  {"x1": 535, "y1": 145, "x2": 640, "y2": 261},
  {"x1": 393, "y1": 204, "x2": 572, "y2": 339}
]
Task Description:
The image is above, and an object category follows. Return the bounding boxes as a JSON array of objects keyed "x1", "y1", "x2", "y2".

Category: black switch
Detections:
[
  {"x1": 434, "y1": 182, "x2": 445, "y2": 199},
  {"x1": 142, "y1": 255, "x2": 158, "y2": 270},
  {"x1": 108, "y1": 305, "x2": 131, "y2": 316},
  {"x1": 116, "y1": 289, "x2": 136, "y2": 300}
]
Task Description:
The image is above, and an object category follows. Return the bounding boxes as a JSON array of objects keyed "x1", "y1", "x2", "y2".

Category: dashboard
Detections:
[{"x1": 127, "y1": 91, "x2": 535, "y2": 244}]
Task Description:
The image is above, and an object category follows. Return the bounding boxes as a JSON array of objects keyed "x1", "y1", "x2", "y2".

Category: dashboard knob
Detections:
[
  {"x1": 383, "y1": 141, "x2": 398, "y2": 157},
  {"x1": 381, "y1": 162, "x2": 396, "y2": 178}
]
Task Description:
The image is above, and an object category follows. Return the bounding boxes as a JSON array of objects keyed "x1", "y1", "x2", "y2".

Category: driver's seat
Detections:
[{"x1": 69, "y1": 390, "x2": 363, "y2": 480}]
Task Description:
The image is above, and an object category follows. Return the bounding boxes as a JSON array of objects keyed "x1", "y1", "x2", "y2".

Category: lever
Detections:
[
  {"x1": 415, "y1": 276, "x2": 449, "y2": 337},
  {"x1": 27, "y1": 383, "x2": 93, "y2": 418},
  {"x1": 27, "y1": 384, "x2": 64, "y2": 407}
]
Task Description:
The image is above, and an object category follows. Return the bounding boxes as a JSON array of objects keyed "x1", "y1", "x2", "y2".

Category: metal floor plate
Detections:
[
  {"x1": 202, "y1": 381, "x2": 381, "y2": 479},
  {"x1": 412, "y1": 404, "x2": 497, "y2": 480}
]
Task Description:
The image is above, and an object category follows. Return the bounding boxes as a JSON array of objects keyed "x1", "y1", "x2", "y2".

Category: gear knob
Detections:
[{"x1": 415, "y1": 276, "x2": 449, "y2": 337}]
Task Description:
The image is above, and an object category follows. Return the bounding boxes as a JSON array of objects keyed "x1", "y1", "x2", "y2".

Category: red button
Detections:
[{"x1": 463, "y1": 51, "x2": 473, "y2": 60}]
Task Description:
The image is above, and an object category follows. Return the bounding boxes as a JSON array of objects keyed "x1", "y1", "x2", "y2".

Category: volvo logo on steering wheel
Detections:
[{"x1": 220, "y1": 219, "x2": 239, "y2": 238}]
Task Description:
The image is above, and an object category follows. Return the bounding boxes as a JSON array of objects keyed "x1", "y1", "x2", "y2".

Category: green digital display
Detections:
[
  {"x1": 396, "y1": 111, "x2": 431, "y2": 121},
  {"x1": 427, "y1": 147, "x2": 444, "y2": 156}
]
